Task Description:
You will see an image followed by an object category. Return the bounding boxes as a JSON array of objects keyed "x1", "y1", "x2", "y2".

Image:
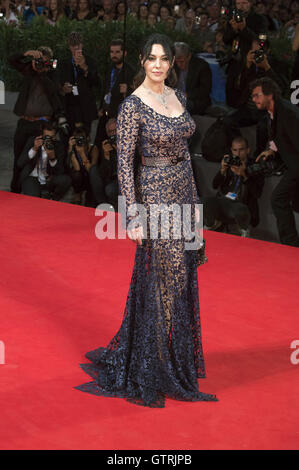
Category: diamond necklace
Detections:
[{"x1": 142, "y1": 84, "x2": 171, "y2": 109}]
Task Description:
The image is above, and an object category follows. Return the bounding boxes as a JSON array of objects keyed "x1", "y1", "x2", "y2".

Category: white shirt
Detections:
[{"x1": 28, "y1": 147, "x2": 57, "y2": 185}]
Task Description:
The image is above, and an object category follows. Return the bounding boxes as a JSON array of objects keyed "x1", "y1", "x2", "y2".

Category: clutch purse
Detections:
[{"x1": 196, "y1": 239, "x2": 208, "y2": 267}]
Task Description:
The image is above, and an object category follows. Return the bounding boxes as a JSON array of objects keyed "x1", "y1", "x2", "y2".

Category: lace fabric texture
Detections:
[{"x1": 76, "y1": 89, "x2": 218, "y2": 407}]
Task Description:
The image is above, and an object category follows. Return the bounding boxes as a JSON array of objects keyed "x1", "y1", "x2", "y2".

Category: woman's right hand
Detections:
[{"x1": 127, "y1": 225, "x2": 144, "y2": 246}]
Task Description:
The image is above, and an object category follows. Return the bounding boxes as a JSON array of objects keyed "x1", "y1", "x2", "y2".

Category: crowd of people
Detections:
[
  {"x1": 3, "y1": 0, "x2": 299, "y2": 247},
  {"x1": 0, "y1": 0, "x2": 298, "y2": 42}
]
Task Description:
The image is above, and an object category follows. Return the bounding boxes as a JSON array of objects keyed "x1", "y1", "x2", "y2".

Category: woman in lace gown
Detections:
[{"x1": 76, "y1": 34, "x2": 218, "y2": 407}]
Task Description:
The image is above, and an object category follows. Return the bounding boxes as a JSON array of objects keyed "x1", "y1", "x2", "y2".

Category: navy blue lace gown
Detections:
[{"x1": 75, "y1": 89, "x2": 218, "y2": 407}]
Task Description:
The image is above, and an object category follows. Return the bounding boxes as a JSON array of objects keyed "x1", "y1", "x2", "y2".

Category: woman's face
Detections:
[
  {"x1": 149, "y1": 2, "x2": 159, "y2": 15},
  {"x1": 142, "y1": 44, "x2": 172, "y2": 84},
  {"x1": 139, "y1": 5, "x2": 148, "y2": 18},
  {"x1": 117, "y1": 2, "x2": 126, "y2": 14},
  {"x1": 79, "y1": 0, "x2": 88, "y2": 10},
  {"x1": 69, "y1": 0, "x2": 77, "y2": 9},
  {"x1": 160, "y1": 7, "x2": 169, "y2": 20},
  {"x1": 50, "y1": 0, "x2": 57, "y2": 10},
  {"x1": 147, "y1": 13, "x2": 157, "y2": 25}
]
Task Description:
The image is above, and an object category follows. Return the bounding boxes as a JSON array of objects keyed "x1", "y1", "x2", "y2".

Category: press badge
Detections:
[
  {"x1": 225, "y1": 192, "x2": 237, "y2": 201},
  {"x1": 72, "y1": 86, "x2": 79, "y2": 96},
  {"x1": 104, "y1": 92, "x2": 111, "y2": 105}
]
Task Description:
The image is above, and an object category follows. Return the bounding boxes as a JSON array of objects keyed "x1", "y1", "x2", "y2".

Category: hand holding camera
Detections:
[
  {"x1": 102, "y1": 137, "x2": 116, "y2": 160},
  {"x1": 33, "y1": 135, "x2": 43, "y2": 152},
  {"x1": 24, "y1": 49, "x2": 43, "y2": 60},
  {"x1": 231, "y1": 160, "x2": 247, "y2": 179},
  {"x1": 230, "y1": 16, "x2": 246, "y2": 32},
  {"x1": 255, "y1": 149, "x2": 275, "y2": 163}
]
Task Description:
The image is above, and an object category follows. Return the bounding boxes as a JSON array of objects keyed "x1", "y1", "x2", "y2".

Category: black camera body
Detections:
[
  {"x1": 75, "y1": 136, "x2": 87, "y2": 147},
  {"x1": 34, "y1": 57, "x2": 57, "y2": 70},
  {"x1": 254, "y1": 34, "x2": 268, "y2": 64},
  {"x1": 246, "y1": 155, "x2": 286, "y2": 177},
  {"x1": 43, "y1": 135, "x2": 55, "y2": 151},
  {"x1": 232, "y1": 8, "x2": 244, "y2": 23},
  {"x1": 108, "y1": 134, "x2": 117, "y2": 145},
  {"x1": 254, "y1": 49, "x2": 265, "y2": 64},
  {"x1": 224, "y1": 154, "x2": 241, "y2": 167},
  {"x1": 220, "y1": 6, "x2": 229, "y2": 18}
]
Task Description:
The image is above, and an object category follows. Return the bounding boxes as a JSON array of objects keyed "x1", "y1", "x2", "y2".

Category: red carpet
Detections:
[{"x1": 0, "y1": 190, "x2": 299, "y2": 450}]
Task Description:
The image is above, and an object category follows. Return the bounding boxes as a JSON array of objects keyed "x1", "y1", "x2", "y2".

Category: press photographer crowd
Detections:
[{"x1": 1, "y1": 0, "x2": 299, "y2": 246}]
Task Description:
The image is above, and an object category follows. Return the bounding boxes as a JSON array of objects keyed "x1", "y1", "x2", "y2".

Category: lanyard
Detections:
[
  {"x1": 72, "y1": 58, "x2": 78, "y2": 83},
  {"x1": 232, "y1": 175, "x2": 241, "y2": 193},
  {"x1": 110, "y1": 67, "x2": 120, "y2": 91}
]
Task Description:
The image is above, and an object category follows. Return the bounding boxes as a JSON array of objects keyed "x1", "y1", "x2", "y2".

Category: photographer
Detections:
[
  {"x1": 223, "y1": 0, "x2": 268, "y2": 58},
  {"x1": 225, "y1": 36, "x2": 287, "y2": 127},
  {"x1": 8, "y1": 46, "x2": 65, "y2": 194},
  {"x1": 57, "y1": 31, "x2": 100, "y2": 136},
  {"x1": 251, "y1": 77, "x2": 299, "y2": 247},
  {"x1": 89, "y1": 118, "x2": 119, "y2": 209},
  {"x1": 1, "y1": 0, "x2": 21, "y2": 24},
  {"x1": 95, "y1": 38, "x2": 135, "y2": 144},
  {"x1": 202, "y1": 136, "x2": 264, "y2": 236},
  {"x1": 17, "y1": 121, "x2": 71, "y2": 200},
  {"x1": 67, "y1": 126, "x2": 99, "y2": 205},
  {"x1": 23, "y1": 0, "x2": 47, "y2": 23}
]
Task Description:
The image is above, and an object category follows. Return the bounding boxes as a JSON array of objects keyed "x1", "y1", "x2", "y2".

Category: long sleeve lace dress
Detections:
[{"x1": 75, "y1": 88, "x2": 218, "y2": 407}]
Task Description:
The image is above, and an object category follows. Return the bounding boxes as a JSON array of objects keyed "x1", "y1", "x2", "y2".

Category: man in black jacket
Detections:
[
  {"x1": 251, "y1": 77, "x2": 299, "y2": 247},
  {"x1": 17, "y1": 121, "x2": 71, "y2": 200},
  {"x1": 8, "y1": 46, "x2": 64, "y2": 193},
  {"x1": 95, "y1": 38, "x2": 136, "y2": 143},
  {"x1": 225, "y1": 37, "x2": 287, "y2": 128},
  {"x1": 174, "y1": 42, "x2": 212, "y2": 115},
  {"x1": 223, "y1": 0, "x2": 268, "y2": 56},
  {"x1": 202, "y1": 135, "x2": 264, "y2": 236},
  {"x1": 57, "y1": 31, "x2": 100, "y2": 136}
]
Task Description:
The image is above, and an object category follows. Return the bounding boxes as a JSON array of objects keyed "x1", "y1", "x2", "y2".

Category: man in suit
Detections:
[
  {"x1": 223, "y1": 0, "x2": 268, "y2": 56},
  {"x1": 174, "y1": 42, "x2": 212, "y2": 116},
  {"x1": 95, "y1": 38, "x2": 136, "y2": 144},
  {"x1": 57, "y1": 31, "x2": 100, "y2": 136},
  {"x1": 17, "y1": 121, "x2": 71, "y2": 201},
  {"x1": 8, "y1": 46, "x2": 64, "y2": 193},
  {"x1": 202, "y1": 135, "x2": 264, "y2": 236},
  {"x1": 251, "y1": 77, "x2": 299, "y2": 247}
]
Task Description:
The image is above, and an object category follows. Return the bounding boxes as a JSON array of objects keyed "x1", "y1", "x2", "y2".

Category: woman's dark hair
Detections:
[
  {"x1": 133, "y1": 33, "x2": 177, "y2": 89},
  {"x1": 250, "y1": 77, "x2": 281, "y2": 101}
]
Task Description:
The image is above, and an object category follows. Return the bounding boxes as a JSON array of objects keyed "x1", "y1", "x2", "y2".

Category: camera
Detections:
[
  {"x1": 43, "y1": 135, "x2": 55, "y2": 150},
  {"x1": 220, "y1": 6, "x2": 229, "y2": 17},
  {"x1": 254, "y1": 49, "x2": 265, "y2": 64},
  {"x1": 75, "y1": 136, "x2": 87, "y2": 147},
  {"x1": 232, "y1": 8, "x2": 243, "y2": 23},
  {"x1": 34, "y1": 58, "x2": 57, "y2": 70},
  {"x1": 246, "y1": 155, "x2": 286, "y2": 177},
  {"x1": 108, "y1": 134, "x2": 117, "y2": 145},
  {"x1": 224, "y1": 154, "x2": 241, "y2": 167},
  {"x1": 254, "y1": 34, "x2": 267, "y2": 64}
]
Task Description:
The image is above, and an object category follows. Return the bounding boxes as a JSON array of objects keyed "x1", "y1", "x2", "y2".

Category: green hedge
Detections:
[
  {"x1": 0, "y1": 16, "x2": 202, "y2": 95},
  {"x1": 0, "y1": 16, "x2": 295, "y2": 97}
]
